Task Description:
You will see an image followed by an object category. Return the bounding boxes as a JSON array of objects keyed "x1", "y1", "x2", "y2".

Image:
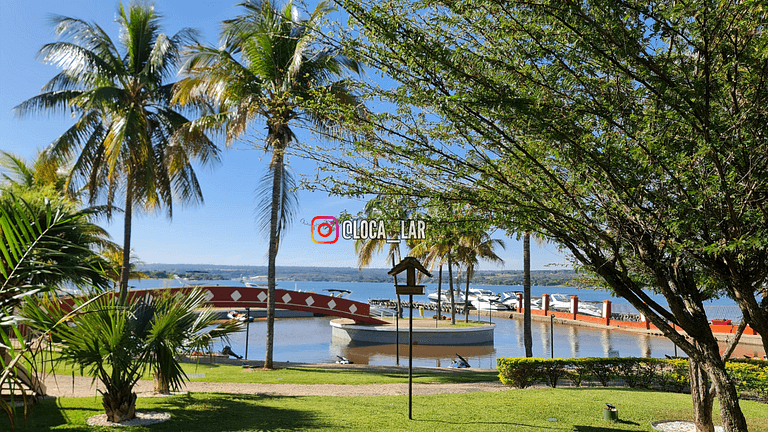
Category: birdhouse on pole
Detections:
[{"x1": 389, "y1": 257, "x2": 432, "y2": 295}]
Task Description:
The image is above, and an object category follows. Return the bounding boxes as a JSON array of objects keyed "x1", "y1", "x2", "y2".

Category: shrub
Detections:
[
  {"x1": 497, "y1": 356, "x2": 768, "y2": 401},
  {"x1": 497, "y1": 357, "x2": 542, "y2": 388}
]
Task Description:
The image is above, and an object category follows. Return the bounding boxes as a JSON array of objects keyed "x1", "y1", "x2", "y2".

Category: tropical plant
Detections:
[
  {"x1": 175, "y1": 0, "x2": 362, "y2": 369},
  {"x1": 0, "y1": 193, "x2": 110, "y2": 428},
  {"x1": 354, "y1": 195, "x2": 421, "y2": 319},
  {"x1": 410, "y1": 224, "x2": 460, "y2": 324},
  {"x1": 454, "y1": 231, "x2": 504, "y2": 322},
  {"x1": 20, "y1": 287, "x2": 241, "y2": 422},
  {"x1": 13, "y1": 2, "x2": 220, "y2": 304},
  {"x1": 140, "y1": 289, "x2": 242, "y2": 394},
  {"x1": 0, "y1": 150, "x2": 72, "y2": 200}
]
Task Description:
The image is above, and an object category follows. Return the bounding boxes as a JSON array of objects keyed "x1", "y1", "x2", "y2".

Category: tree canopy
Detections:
[{"x1": 306, "y1": 1, "x2": 768, "y2": 430}]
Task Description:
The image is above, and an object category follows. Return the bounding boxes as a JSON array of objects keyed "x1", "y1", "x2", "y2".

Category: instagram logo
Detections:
[{"x1": 311, "y1": 216, "x2": 339, "y2": 244}]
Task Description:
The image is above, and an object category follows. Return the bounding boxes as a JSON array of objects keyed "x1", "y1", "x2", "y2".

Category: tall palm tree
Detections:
[
  {"x1": 175, "y1": 0, "x2": 362, "y2": 369},
  {"x1": 455, "y1": 232, "x2": 505, "y2": 322},
  {"x1": 13, "y1": 2, "x2": 220, "y2": 304}
]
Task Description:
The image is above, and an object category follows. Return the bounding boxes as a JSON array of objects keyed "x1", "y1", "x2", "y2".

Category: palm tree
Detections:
[
  {"x1": 13, "y1": 2, "x2": 220, "y2": 304},
  {"x1": 20, "y1": 287, "x2": 241, "y2": 421},
  {"x1": 355, "y1": 196, "x2": 420, "y2": 318},
  {"x1": 175, "y1": 0, "x2": 362, "y2": 369},
  {"x1": 410, "y1": 233, "x2": 459, "y2": 324},
  {"x1": 455, "y1": 232, "x2": 505, "y2": 322}
]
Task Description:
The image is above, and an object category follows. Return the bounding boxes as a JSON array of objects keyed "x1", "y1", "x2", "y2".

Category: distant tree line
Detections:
[{"x1": 136, "y1": 264, "x2": 577, "y2": 286}]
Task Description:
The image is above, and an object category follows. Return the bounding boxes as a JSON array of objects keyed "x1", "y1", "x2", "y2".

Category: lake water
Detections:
[{"x1": 127, "y1": 279, "x2": 760, "y2": 368}]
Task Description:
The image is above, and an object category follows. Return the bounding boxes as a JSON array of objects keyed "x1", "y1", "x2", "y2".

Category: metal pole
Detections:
[
  {"x1": 550, "y1": 314, "x2": 554, "y2": 358},
  {"x1": 245, "y1": 307, "x2": 250, "y2": 360},
  {"x1": 393, "y1": 255, "x2": 399, "y2": 367},
  {"x1": 409, "y1": 294, "x2": 413, "y2": 420}
]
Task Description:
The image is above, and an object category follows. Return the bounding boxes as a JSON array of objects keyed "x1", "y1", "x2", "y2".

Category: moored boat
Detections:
[{"x1": 227, "y1": 310, "x2": 253, "y2": 322}]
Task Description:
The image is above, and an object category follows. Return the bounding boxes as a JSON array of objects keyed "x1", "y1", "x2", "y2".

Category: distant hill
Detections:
[{"x1": 137, "y1": 264, "x2": 578, "y2": 286}]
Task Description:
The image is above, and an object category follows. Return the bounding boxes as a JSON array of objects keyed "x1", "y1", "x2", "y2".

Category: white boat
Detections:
[
  {"x1": 470, "y1": 298, "x2": 509, "y2": 311},
  {"x1": 576, "y1": 302, "x2": 603, "y2": 318},
  {"x1": 499, "y1": 291, "x2": 521, "y2": 308},
  {"x1": 467, "y1": 287, "x2": 500, "y2": 302},
  {"x1": 428, "y1": 289, "x2": 465, "y2": 304},
  {"x1": 324, "y1": 289, "x2": 352, "y2": 298},
  {"x1": 241, "y1": 276, "x2": 272, "y2": 288},
  {"x1": 547, "y1": 293, "x2": 602, "y2": 317},
  {"x1": 549, "y1": 293, "x2": 572, "y2": 310},
  {"x1": 227, "y1": 310, "x2": 253, "y2": 322}
]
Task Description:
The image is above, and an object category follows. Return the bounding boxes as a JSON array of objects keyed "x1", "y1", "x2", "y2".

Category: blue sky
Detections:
[{"x1": 0, "y1": 0, "x2": 571, "y2": 270}]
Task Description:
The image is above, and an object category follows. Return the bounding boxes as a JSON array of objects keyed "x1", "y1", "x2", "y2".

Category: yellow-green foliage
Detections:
[{"x1": 496, "y1": 356, "x2": 768, "y2": 400}]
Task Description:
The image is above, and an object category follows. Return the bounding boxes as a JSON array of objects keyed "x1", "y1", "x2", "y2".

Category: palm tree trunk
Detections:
[
  {"x1": 102, "y1": 386, "x2": 137, "y2": 423},
  {"x1": 436, "y1": 265, "x2": 442, "y2": 321},
  {"x1": 265, "y1": 142, "x2": 285, "y2": 370},
  {"x1": 524, "y1": 232, "x2": 532, "y2": 357},
  {"x1": 118, "y1": 179, "x2": 133, "y2": 305},
  {"x1": 153, "y1": 369, "x2": 170, "y2": 394},
  {"x1": 464, "y1": 269, "x2": 471, "y2": 323}
]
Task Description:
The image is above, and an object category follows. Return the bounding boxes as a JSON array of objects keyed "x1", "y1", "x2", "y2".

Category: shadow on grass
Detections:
[
  {"x1": 281, "y1": 366, "x2": 499, "y2": 383},
  {"x1": 3, "y1": 393, "x2": 329, "y2": 432},
  {"x1": 574, "y1": 422, "x2": 641, "y2": 432},
  {"x1": 415, "y1": 418, "x2": 559, "y2": 429},
  {"x1": 152, "y1": 393, "x2": 330, "y2": 431}
]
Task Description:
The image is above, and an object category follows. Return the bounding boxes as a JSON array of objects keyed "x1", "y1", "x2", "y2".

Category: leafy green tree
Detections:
[
  {"x1": 14, "y1": 2, "x2": 220, "y2": 304},
  {"x1": 312, "y1": 0, "x2": 768, "y2": 429},
  {"x1": 175, "y1": 0, "x2": 362, "y2": 369}
]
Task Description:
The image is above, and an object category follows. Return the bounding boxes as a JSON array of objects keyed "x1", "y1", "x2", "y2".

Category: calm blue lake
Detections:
[{"x1": 125, "y1": 279, "x2": 756, "y2": 368}]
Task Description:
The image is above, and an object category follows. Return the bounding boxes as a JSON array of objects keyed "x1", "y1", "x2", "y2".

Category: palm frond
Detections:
[{"x1": 256, "y1": 163, "x2": 299, "y2": 249}]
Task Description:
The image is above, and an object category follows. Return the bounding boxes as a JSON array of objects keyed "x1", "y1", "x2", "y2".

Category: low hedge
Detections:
[{"x1": 497, "y1": 357, "x2": 768, "y2": 400}]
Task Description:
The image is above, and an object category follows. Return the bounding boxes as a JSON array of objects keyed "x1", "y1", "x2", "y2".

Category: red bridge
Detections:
[{"x1": 125, "y1": 286, "x2": 388, "y2": 325}]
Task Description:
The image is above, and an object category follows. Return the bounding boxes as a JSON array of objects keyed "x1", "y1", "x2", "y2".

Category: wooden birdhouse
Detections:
[{"x1": 388, "y1": 257, "x2": 432, "y2": 295}]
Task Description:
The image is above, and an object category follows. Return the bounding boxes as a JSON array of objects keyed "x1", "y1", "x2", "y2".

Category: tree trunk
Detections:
[
  {"x1": 153, "y1": 369, "x2": 170, "y2": 394},
  {"x1": 706, "y1": 359, "x2": 750, "y2": 432},
  {"x1": 464, "y1": 270, "x2": 470, "y2": 323},
  {"x1": 523, "y1": 232, "x2": 532, "y2": 357},
  {"x1": 689, "y1": 357, "x2": 715, "y2": 432},
  {"x1": 448, "y1": 254, "x2": 455, "y2": 325},
  {"x1": 436, "y1": 265, "x2": 442, "y2": 321},
  {"x1": 118, "y1": 181, "x2": 133, "y2": 306},
  {"x1": 265, "y1": 138, "x2": 286, "y2": 370},
  {"x1": 102, "y1": 387, "x2": 137, "y2": 423}
]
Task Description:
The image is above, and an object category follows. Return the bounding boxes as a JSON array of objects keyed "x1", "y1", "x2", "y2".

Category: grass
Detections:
[
  {"x1": 181, "y1": 363, "x2": 500, "y2": 384},
  {"x1": 31, "y1": 352, "x2": 500, "y2": 384},
  {"x1": 4, "y1": 388, "x2": 768, "y2": 431}
]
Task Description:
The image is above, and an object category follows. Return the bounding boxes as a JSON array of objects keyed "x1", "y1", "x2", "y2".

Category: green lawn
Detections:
[
  {"x1": 181, "y1": 363, "x2": 500, "y2": 384},
  {"x1": 33, "y1": 355, "x2": 500, "y2": 384},
  {"x1": 4, "y1": 388, "x2": 768, "y2": 431}
]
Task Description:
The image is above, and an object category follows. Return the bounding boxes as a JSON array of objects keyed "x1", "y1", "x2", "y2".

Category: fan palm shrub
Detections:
[{"x1": 20, "y1": 287, "x2": 241, "y2": 422}]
